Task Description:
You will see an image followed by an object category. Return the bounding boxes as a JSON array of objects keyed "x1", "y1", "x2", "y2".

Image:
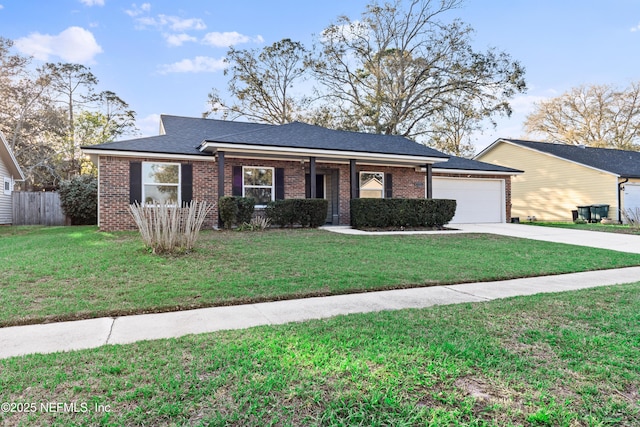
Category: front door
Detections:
[{"x1": 306, "y1": 170, "x2": 339, "y2": 224}]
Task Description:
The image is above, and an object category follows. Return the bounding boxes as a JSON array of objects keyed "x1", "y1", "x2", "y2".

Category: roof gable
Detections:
[
  {"x1": 0, "y1": 131, "x2": 24, "y2": 180},
  {"x1": 492, "y1": 139, "x2": 640, "y2": 178}
]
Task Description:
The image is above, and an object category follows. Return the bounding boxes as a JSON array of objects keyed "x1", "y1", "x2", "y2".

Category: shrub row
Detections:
[
  {"x1": 219, "y1": 196, "x2": 255, "y2": 228},
  {"x1": 351, "y1": 198, "x2": 456, "y2": 228},
  {"x1": 265, "y1": 199, "x2": 329, "y2": 228}
]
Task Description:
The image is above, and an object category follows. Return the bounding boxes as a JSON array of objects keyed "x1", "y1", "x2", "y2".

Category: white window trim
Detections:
[
  {"x1": 359, "y1": 171, "x2": 385, "y2": 199},
  {"x1": 3, "y1": 177, "x2": 12, "y2": 196},
  {"x1": 142, "y1": 161, "x2": 181, "y2": 205},
  {"x1": 243, "y1": 166, "x2": 275, "y2": 208}
]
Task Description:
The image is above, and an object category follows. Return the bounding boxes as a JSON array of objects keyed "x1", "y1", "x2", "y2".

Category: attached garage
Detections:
[
  {"x1": 433, "y1": 177, "x2": 504, "y2": 223},
  {"x1": 430, "y1": 156, "x2": 522, "y2": 224}
]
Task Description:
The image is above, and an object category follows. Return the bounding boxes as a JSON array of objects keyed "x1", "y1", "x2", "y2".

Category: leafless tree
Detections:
[{"x1": 525, "y1": 83, "x2": 640, "y2": 150}]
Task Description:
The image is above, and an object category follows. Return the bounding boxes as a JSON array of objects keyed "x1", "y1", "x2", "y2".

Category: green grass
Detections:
[
  {"x1": 523, "y1": 221, "x2": 640, "y2": 235},
  {"x1": 1, "y1": 283, "x2": 638, "y2": 426},
  {"x1": 2, "y1": 226, "x2": 640, "y2": 326}
]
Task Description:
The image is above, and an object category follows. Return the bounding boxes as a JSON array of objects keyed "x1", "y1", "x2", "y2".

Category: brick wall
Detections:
[
  {"x1": 225, "y1": 159, "x2": 306, "y2": 199},
  {"x1": 319, "y1": 163, "x2": 428, "y2": 224},
  {"x1": 99, "y1": 156, "x2": 135, "y2": 231},
  {"x1": 98, "y1": 156, "x2": 218, "y2": 231},
  {"x1": 98, "y1": 155, "x2": 512, "y2": 230}
]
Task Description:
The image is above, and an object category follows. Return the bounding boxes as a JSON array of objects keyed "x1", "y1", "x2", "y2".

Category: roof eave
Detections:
[
  {"x1": 200, "y1": 141, "x2": 448, "y2": 166},
  {"x1": 493, "y1": 140, "x2": 621, "y2": 177},
  {"x1": 0, "y1": 131, "x2": 25, "y2": 180},
  {"x1": 431, "y1": 167, "x2": 523, "y2": 176},
  {"x1": 81, "y1": 148, "x2": 215, "y2": 163}
]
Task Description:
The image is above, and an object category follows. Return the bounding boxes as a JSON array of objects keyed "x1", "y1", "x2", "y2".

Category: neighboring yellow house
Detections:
[{"x1": 475, "y1": 139, "x2": 640, "y2": 223}]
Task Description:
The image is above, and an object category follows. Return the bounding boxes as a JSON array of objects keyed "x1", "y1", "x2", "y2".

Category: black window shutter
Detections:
[
  {"x1": 232, "y1": 166, "x2": 242, "y2": 196},
  {"x1": 129, "y1": 162, "x2": 142, "y2": 204},
  {"x1": 181, "y1": 164, "x2": 193, "y2": 205},
  {"x1": 275, "y1": 168, "x2": 285, "y2": 200},
  {"x1": 385, "y1": 173, "x2": 393, "y2": 198}
]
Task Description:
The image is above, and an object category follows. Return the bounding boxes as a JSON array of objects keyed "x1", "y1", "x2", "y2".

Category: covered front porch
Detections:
[{"x1": 206, "y1": 148, "x2": 444, "y2": 226}]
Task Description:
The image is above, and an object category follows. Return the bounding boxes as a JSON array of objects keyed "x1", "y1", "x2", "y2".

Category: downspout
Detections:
[{"x1": 618, "y1": 178, "x2": 629, "y2": 223}]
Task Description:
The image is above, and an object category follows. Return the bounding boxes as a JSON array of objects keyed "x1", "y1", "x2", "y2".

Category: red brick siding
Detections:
[
  {"x1": 319, "y1": 163, "x2": 429, "y2": 224},
  {"x1": 225, "y1": 159, "x2": 306, "y2": 200},
  {"x1": 99, "y1": 156, "x2": 135, "y2": 231},
  {"x1": 98, "y1": 156, "x2": 217, "y2": 231},
  {"x1": 98, "y1": 155, "x2": 512, "y2": 230}
]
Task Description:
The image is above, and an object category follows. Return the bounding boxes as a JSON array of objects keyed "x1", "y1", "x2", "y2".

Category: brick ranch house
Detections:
[{"x1": 82, "y1": 115, "x2": 521, "y2": 231}]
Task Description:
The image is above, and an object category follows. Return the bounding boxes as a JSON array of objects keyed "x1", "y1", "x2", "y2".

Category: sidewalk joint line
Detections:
[
  {"x1": 105, "y1": 318, "x2": 116, "y2": 345},
  {"x1": 442, "y1": 286, "x2": 492, "y2": 301}
]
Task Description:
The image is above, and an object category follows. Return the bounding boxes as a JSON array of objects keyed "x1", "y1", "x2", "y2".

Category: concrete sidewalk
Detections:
[{"x1": 2, "y1": 266, "x2": 640, "y2": 360}]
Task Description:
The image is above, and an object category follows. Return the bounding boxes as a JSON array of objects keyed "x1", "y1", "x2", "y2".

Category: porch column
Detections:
[
  {"x1": 217, "y1": 151, "x2": 225, "y2": 227},
  {"x1": 425, "y1": 164, "x2": 433, "y2": 199},
  {"x1": 350, "y1": 159, "x2": 358, "y2": 199},
  {"x1": 309, "y1": 156, "x2": 316, "y2": 198},
  {"x1": 217, "y1": 151, "x2": 225, "y2": 199}
]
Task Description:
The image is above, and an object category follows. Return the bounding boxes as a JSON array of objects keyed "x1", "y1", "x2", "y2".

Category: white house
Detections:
[{"x1": 0, "y1": 131, "x2": 25, "y2": 224}]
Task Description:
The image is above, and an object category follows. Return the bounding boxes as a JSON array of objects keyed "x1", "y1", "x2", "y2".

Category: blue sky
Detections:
[{"x1": 1, "y1": 0, "x2": 639, "y2": 151}]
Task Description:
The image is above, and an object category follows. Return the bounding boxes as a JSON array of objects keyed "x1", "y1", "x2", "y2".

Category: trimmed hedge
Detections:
[
  {"x1": 351, "y1": 198, "x2": 456, "y2": 229},
  {"x1": 265, "y1": 199, "x2": 329, "y2": 228},
  {"x1": 219, "y1": 196, "x2": 255, "y2": 228}
]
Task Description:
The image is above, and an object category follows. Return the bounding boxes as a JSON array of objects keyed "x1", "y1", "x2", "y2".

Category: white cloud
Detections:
[
  {"x1": 14, "y1": 26, "x2": 103, "y2": 64},
  {"x1": 80, "y1": 0, "x2": 105, "y2": 6},
  {"x1": 137, "y1": 113, "x2": 162, "y2": 137},
  {"x1": 0, "y1": 5, "x2": 4, "y2": 10},
  {"x1": 164, "y1": 16, "x2": 206, "y2": 32},
  {"x1": 134, "y1": 14, "x2": 206, "y2": 32},
  {"x1": 158, "y1": 56, "x2": 226, "y2": 74},
  {"x1": 201, "y1": 31, "x2": 263, "y2": 47},
  {"x1": 164, "y1": 33, "x2": 197, "y2": 47},
  {"x1": 125, "y1": 2, "x2": 150, "y2": 17},
  {"x1": 631, "y1": 23, "x2": 640, "y2": 32},
  {"x1": 508, "y1": 94, "x2": 550, "y2": 114}
]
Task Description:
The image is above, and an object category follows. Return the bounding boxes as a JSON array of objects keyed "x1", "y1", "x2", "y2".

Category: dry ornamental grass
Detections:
[{"x1": 129, "y1": 200, "x2": 214, "y2": 254}]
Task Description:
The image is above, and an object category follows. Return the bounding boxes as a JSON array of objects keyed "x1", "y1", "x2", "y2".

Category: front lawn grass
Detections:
[
  {"x1": 2, "y1": 226, "x2": 640, "y2": 326},
  {"x1": 523, "y1": 221, "x2": 640, "y2": 235},
  {"x1": 1, "y1": 283, "x2": 638, "y2": 426}
]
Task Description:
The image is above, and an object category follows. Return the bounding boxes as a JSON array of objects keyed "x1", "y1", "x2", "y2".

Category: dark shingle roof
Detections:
[
  {"x1": 435, "y1": 155, "x2": 522, "y2": 173},
  {"x1": 82, "y1": 115, "x2": 270, "y2": 156},
  {"x1": 83, "y1": 115, "x2": 516, "y2": 173},
  {"x1": 206, "y1": 121, "x2": 448, "y2": 158},
  {"x1": 503, "y1": 139, "x2": 640, "y2": 178}
]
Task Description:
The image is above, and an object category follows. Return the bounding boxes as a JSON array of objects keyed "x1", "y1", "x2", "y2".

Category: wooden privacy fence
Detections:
[{"x1": 12, "y1": 191, "x2": 68, "y2": 226}]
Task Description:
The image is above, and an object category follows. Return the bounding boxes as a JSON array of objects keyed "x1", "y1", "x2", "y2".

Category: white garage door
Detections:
[
  {"x1": 624, "y1": 183, "x2": 640, "y2": 217},
  {"x1": 432, "y1": 177, "x2": 504, "y2": 224}
]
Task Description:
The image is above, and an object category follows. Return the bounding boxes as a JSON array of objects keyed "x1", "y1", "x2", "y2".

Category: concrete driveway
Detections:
[
  {"x1": 456, "y1": 223, "x2": 640, "y2": 254},
  {"x1": 323, "y1": 223, "x2": 640, "y2": 254}
]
